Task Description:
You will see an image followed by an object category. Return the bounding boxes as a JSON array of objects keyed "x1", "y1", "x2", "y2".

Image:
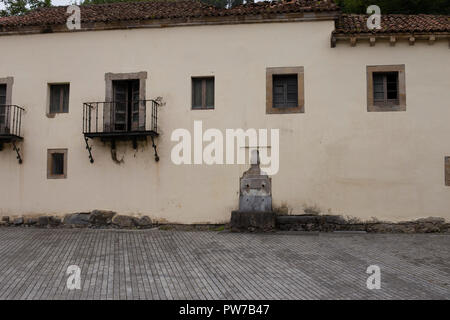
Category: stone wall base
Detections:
[
  {"x1": 1, "y1": 212, "x2": 449, "y2": 233},
  {"x1": 276, "y1": 215, "x2": 450, "y2": 233},
  {"x1": 0, "y1": 211, "x2": 153, "y2": 229},
  {"x1": 230, "y1": 211, "x2": 276, "y2": 232}
]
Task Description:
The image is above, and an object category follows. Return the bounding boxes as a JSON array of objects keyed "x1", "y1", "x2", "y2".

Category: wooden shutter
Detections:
[
  {"x1": 50, "y1": 84, "x2": 70, "y2": 113},
  {"x1": 136, "y1": 80, "x2": 145, "y2": 131},
  {"x1": 192, "y1": 78, "x2": 203, "y2": 109},
  {"x1": 113, "y1": 81, "x2": 128, "y2": 132},
  {"x1": 131, "y1": 80, "x2": 140, "y2": 131},
  {"x1": 205, "y1": 78, "x2": 214, "y2": 108},
  {"x1": 62, "y1": 85, "x2": 70, "y2": 112},
  {"x1": 285, "y1": 76, "x2": 298, "y2": 107}
]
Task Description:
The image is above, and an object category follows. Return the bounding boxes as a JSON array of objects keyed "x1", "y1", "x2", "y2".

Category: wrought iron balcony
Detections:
[
  {"x1": 0, "y1": 104, "x2": 24, "y2": 164},
  {"x1": 82, "y1": 100, "x2": 160, "y2": 163}
]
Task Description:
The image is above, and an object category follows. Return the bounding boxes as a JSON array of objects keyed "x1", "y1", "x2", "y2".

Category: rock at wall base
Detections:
[
  {"x1": 112, "y1": 215, "x2": 153, "y2": 229},
  {"x1": 36, "y1": 216, "x2": 61, "y2": 227},
  {"x1": 133, "y1": 216, "x2": 152, "y2": 228},
  {"x1": 276, "y1": 215, "x2": 449, "y2": 233},
  {"x1": 63, "y1": 213, "x2": 91, "y2": 227},
  {"x1": 13, "y1": 217, "x2": 24, "y2": 226},
  {"x1": 230, "y1": 211, "x2": 276, "y2": 232},
  {"x1": 89, "y1": 210, "x2": 116, "y2": 226}
]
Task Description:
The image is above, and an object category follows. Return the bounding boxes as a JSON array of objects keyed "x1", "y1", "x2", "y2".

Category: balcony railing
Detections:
[
  {"x1": 0, "y1": 104, "x2": 24, "y2": 139},
  {"x1": 0, "y1": 104, "x2": 24, "y2": 164},
  {"x1": 83, "y1": 100, "x2": 159, "y2": 137},
  {"x1": 82, "y1": 100, "x2": 160, "y2": 163}
]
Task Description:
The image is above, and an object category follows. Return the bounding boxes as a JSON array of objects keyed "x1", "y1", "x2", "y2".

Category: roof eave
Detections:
[{"x1": 0, "y1": 10, "x2": 340, "y2": 36}]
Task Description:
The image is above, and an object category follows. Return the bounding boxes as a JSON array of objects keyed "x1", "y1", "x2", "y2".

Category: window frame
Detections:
[
  {"x1": 47, "y1": 149, "x2": 68, "y2": 179},
  {"x1": 0, "y1": 77, "x2": 13, "y2": 132},
  {"x1": 266, "y1": 67, "x2": 304, "y2": 114},
  {"x1": 104, "y1": 72, "x2": 147, "y2": 132},
  {"x1": 367, "y1": 65, "x2": 406, "y2": 112},
  {"x1": 191, "y1": 76, "x2": 215, "y2": 110},
  {"x1": 48, "y1": 83, "x2": 70, "y2": 115}
]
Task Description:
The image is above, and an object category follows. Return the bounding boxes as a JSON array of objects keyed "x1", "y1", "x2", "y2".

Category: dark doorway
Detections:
[{"x1": 112, "y1": 80, "x2": 139, "y2": 132}]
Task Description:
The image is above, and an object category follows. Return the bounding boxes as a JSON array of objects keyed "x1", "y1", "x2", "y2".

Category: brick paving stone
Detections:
[{"x1": 0, "y1": 228, "x2": 448, "y2": 300}]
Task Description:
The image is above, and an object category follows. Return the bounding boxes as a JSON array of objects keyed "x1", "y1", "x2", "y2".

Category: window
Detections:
[
  {"x1": 47, "y1": 149, "x2": 68, "y2": 179},
  {"x1": 104, "y1": 72, "x2": 147, "y2": 132},
  {"x1": 192, "y1": 77, "x2": 214, "y2": 109},
  {"x1": 266, "y1": 67, "x2": 304, "y2": 114},
  {"x1": 49, "y1": 84, "x2": 70, "y2": 114},
  {"x1": 373, "y1": 72, "x2": 399, "y2": 106},
  {"x1": 273, "y1": 75, "x2": 298, "y2": 108},
  {"x1": 446, "y1": 157, "x2": 450, "y2": 186},
  {"x1": 0, "y1": 77, "x2": 13, "y2": 133},
  {"x1": 367, "y1": 65, "x2": 406, "y2": 112},
  {"x1": 112, "y1": 79, "x2": 140, "y2": 131},
  {"x1": 0, "y1": 84, "x2": 6, "y2": 133}
]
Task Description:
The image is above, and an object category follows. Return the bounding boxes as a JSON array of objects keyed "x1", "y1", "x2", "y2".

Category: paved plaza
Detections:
[{"x1": 0, "y1": 228, "x2": 448, "y2": 300}]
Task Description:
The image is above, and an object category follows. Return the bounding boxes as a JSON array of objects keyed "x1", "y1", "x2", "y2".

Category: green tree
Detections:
[
  {"x1": 336, "y1": 0, "x2": 450, "y2": 15},
  {"x1": 81, "y1": 0, "x2": 244, "y2": 8},
  {"x1": 81, "y1": 0, "x2": 248, "y2": 8},
  {"x1": 0, "y1": 0, "x2": 51, "y2": 16}
]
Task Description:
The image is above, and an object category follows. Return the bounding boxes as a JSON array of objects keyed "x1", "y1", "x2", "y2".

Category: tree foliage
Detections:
[
  {"x1": 0, "y1": 0, "x2": 51, "y2": 16},
  {"x1": 1, "y1": 0, "x2": 449, "y2": 17},
  {"x1": 81, "y1": 0, "x2": 245, "y2": 8},
  {"x1": 336, "y1": 0, "x2": 450, "y2": 15}
]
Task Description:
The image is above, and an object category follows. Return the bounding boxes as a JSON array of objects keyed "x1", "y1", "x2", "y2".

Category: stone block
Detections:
[{"x1": 230, "y1": 211, "x2": 276, "y2": 231}]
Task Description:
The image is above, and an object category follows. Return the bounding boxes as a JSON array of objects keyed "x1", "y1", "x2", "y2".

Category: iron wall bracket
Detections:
[
  {"x1": 151, "y1": 135, "x2": 159, "y2": 162},
  {"x1": 84, "y1": 137, "x2": 94, "y2": 163},
  {"x1": 11, "y1": 141, "x2": 23, "y2": 164}
]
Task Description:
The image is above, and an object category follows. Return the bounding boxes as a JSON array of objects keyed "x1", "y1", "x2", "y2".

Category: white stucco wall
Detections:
[{"x1": 0, "y1": 20, "x2": 449, "y2": 223}]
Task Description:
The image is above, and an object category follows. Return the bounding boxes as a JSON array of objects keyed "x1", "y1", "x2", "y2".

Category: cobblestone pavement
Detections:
[{"x1": 0, "y1": 228, "x2": 448, "y2": 300}]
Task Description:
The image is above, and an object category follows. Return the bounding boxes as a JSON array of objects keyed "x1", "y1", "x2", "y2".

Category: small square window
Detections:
[
  {"x1": 266, "y1": 67, "x2": 304, "y2": 114},
  {"x1": 192, "y1": 77, "x2": 214, "y2": 110},
  {"x1": 272, "y1": 74, "x2": 298, "y2": 108},
  {"x1": 367, "y1": 65, "x2": 405, "y2": 112},
  {"x1": 372, "y1": 72, "x2": 399, "y2": 106},
  {"x1": 47, "y1": 149, "x2": 67, "y2": 179},
  {"x1": 49, "y1": 84, "x2": 70, "y2": 114}
]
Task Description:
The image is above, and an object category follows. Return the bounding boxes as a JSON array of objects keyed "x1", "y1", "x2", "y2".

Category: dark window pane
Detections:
[
  {"x1": 205, "y1": 78, "x2": 214, "y2": 108},
  {"x1": 386, "y1": 73, "x2": 398, "y2": 100},
  {"x1": 51, "y1": 153, "x2": 64, "y2": 175},
  {"x1": 0, "y1": 84, "x2": 6, "y2": 106},
  {"x1": 192, "y1": 78, "x2": 202, "y2": 109},
  {"x1": 62, "y1": 85, "x2": 70, "y2": 112},
  {"x1": 50, "y1": 84, "x2": 70, "y2": 113},
  {"x1": 50, "y1": 87, "x2": 60, "y2": 113},
  {"x1": 373, "y1": 73, "x2": 385, "y2": 101},
  {"x1": 273, "y1": 74, "x2": 298, "y2": 108},
  {"x1": 373, "y1": 72, "x2": 400, "y2": 105},
  {"x1": 0, "y1": 84, "x2": 6, "y2": 131}
]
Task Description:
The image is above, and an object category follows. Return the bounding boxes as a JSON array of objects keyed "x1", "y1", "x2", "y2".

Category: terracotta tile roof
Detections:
[
  {"x1": 334, "y1": 14, "x2": 450, "y2": 35},
  {"x1": 0, "y1": 0, "x2": 339, "y2": 28}
]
